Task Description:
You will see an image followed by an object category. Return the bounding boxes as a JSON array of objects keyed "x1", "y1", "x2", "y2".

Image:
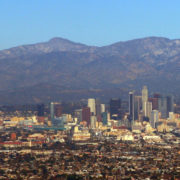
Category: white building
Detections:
[
  {"x1": 90, "y1": 115, "x2": 97, "y2": 129},
  {"x1": 88, "y1": 98, "x2": 96, "y2": 115},
  {"x1": 169, "y1": 112, "x2": 174, "y2": 120},
  {"x1": 142, "y1": 86, "x2": 148, "y2": 116},
  {"x1": 101, "y1": 104, "x2": 106, "y2": 113},
  {"x1": 145, "y1": 101, "x2": 152, "y2": 119},
  {"x1": 150, "y1": 110, "x2": 159, "y2": 128}
]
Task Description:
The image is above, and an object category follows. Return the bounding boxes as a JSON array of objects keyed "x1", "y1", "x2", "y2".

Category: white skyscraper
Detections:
[
  {"x1": 90, "y1": 115, "x2": 97, "y2": 129},
  {"x1": 101, "y1": 104, "x2": 106, "y2": 113},
  {"x1": 145, "y1": 101, "x2": 152, "y2": 119},
  {"x1": 142, "y1": 86, "x2": 148, "y2": 116},
  {"x1": 150, "y1": 110, "x2": 159, "y2": 128},
  {"x1": 88, "y1": 98, "x2": 96, "y2": 115}
]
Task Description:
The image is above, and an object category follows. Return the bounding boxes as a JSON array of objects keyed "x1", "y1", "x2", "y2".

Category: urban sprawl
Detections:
[{"x1": 0, "y1": 86, "x2": 180, "y2": 179}]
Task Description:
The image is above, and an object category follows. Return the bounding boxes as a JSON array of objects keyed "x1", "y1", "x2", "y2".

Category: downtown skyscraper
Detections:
[
  {"x1": 142, "y1": 86, "x2": 148, "y2": 116},
  {"x1": 88, "y1": 98, "x2": 96, "y2": 116},
  {"x1": 129, "y1": 91, "x2": 134, "y2": 124}
]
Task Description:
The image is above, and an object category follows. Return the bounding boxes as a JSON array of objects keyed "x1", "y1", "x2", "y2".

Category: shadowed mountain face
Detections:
[{"x1": 0, "y1": 37, "x2": 180, "y2": 104}]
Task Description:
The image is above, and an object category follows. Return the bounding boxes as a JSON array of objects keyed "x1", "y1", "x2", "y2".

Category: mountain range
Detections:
[{"x1": 0, "y1": 36, "x2": 180, "y2": 104}]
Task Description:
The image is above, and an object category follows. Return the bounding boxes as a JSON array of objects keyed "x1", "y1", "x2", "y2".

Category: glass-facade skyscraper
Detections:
[{"x1": 129, "y1": 91, "x2": 134, "y2": 123}]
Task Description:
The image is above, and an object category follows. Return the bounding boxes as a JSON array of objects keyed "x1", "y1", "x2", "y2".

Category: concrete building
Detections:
[
  {"x1": 149, "y1": 97, "x2": 159, "y2": 110},
  {"x1": 134, "y1": 96, "x2": 142, "y2": 120},
  {"x1": 142, "y1": 86, "x2": 148, "y2": 116},
  {"x1": 145, "y1": 101, "x2": 152, "y2": 119},
  {"x1": 129, "y1": 91, "x2": 134, "y2": 124},
  {"x1": 74, "y1": 109, "x2": 82, "y2": 122},
  {"x1": 50, "y1": 102, "x2": 55, "y2": 121},
  {"x1": 150, "y1": 110, "x2": 159, "y2": 128},
  {"x1": 158, "y1": 96, "x2": 168, "y2": 118},
  {"x1": 167, "y1": 95, "x2": 174, "y2": 113},
  {"x1": 90, "y1": 116, "x2": 97, "y2": 129},
  {"x1": 101, "y1": 104, "x2": 106, "y2": 113},
  {"x1": 50, "y1": 102, "x2": 62, "y2": 124},
  {"x1": 95, "y1": 98, "x2": 101, "y2": 116},
  {"x1": 88, "y1": 98, "x2": 96, "y2": 115},
  {"x1": 158, "y1": 95, "x2": 174, "y2": 119}
]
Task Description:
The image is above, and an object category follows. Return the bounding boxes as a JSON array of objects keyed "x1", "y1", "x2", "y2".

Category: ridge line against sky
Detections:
[
  {"x1": 0, "y1": 0, "x2": 180, "y2": 50},
  {"x1": 0, "y1": 36, "x2": 178, "y2": 52}
]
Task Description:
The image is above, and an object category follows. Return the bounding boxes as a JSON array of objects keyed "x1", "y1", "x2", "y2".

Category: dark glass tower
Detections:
[
  {"x1": 129, "y1": 92, "x2": 134, "y2": 123},
  {"x1": 167, "y1": 95, "x2": 174, "y2": 113},
  {"x1": 158, "y1": 95, "x2": 174, "y2": 119},
  {"x1": 55, "y1": 104, "x2": 62, "y2": 117},
  {"x1": 102, "y1": 112, "x2": 108, "y2": 125},
  {"x1": 134, "y1": 96, "x2": 141, "y2": 121},
  {"x1": 37, "y1": 104, "x2": 44, "y2": 116},
  {"x1": 110, "y1": 98, "x2": 121, "y2": 120},
  {"x1": 82, "y1": 107, "x2": 91, "y2": 125}
]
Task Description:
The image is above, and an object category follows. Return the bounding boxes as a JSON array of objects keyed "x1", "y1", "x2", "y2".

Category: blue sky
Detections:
[{"x1": 0, "y1": 0, "x2": 180, "y2": 49}]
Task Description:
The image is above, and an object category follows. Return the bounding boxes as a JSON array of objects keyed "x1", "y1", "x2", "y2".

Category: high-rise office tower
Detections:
[
  {"x1": 158, "y1": 95, "x2": 174, "y2": 119},
  {"x1": 110, "y1": 98, "x2": 122, "y2": 120},
  {"x1": 95, "y1": 98, "x2": 101, "y2": 116},
  {"x1": 167, "y1": 95, "x2": 174, "y2": 113},
  {"x1": 102, "y1": 112, "x2": 108, "y2": 125},
  {"x1": 134, "y1": 96, "x2": 142, "y2": 120},
  {"x1": 149, "y1": 97, "x2": 159, "y2": 110},
  {"x1": 101, "y1": 104, "x2": 106, "y2": 113},
  {"x1": 88, "y1": 98, "x2": 96, "y2": 116},
  {"x1": 142, "y1": 86, "x2": 148, "y2": 116},
  {"x1": 158, "y1": 96, "x2": 168, "y2": 118},
  {"x1": 50, "y1": 102, "x2": 55, "y2": 120},
  {"x1": 50, "y1": 102, "x2": 62, "y2": 122},
  {"x1": 150, "y1": 110, "x2": 159, "y2": 128},
  {"x1": 145, "y1": 101, "x2": 152, "y2": 119},
  {"x1": 90, "y1": 115, "x2": 97, "y2": 129},
  {"x1": 74, "y1": 109, "x2": 82, "y2": 122},
  {"x1": 55, "y1": 104, "x2": 62, "y2": 117},
  {"x1": 37, "y1": 104, "x2": 44, "y2": 116},
  {"x1": 82, "y1": 107, "x2": 91, "y2": 125},
  {"x1": 142, "y1": 86, "x2": 148, "y2": 102},
  {"x1": 129, "y1": 91, "x2": 134, "y2": 123}
]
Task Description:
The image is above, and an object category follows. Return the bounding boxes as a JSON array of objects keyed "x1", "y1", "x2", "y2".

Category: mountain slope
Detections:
[
  {"x1": 0, "y1": 36, "x2": 180, "y2": 104},
  {"x1": 0, "y1": 37, "x2": 97, "y2": 60}
]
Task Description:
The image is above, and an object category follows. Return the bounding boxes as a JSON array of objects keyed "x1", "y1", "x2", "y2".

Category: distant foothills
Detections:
[{"x1": 0, "y1": 36, "x2": 180, "y2": 105}]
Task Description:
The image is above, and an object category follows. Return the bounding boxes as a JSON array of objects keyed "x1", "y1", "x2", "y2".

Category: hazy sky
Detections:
[{"x1": 0, "y1": 0, "x2": 180, "y2": 49}]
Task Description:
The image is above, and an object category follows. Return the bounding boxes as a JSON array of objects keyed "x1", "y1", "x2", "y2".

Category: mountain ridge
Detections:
[{"x1": 0, "y1": 36, "x2": 180, "y2": 104}]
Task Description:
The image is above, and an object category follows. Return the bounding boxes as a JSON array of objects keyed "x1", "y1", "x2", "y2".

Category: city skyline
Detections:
[
  {"x1": 0, "y1": 85, "x2": 179, "y2": 178},
  {"x1": 1, "y1": 1, "x2": 180, "y2": 179}
]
